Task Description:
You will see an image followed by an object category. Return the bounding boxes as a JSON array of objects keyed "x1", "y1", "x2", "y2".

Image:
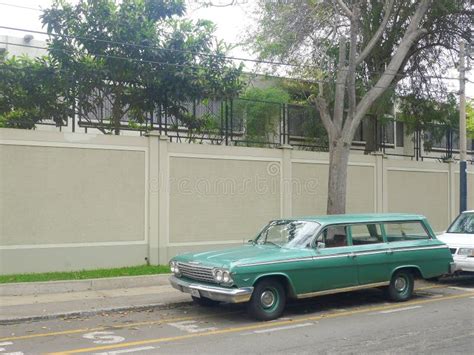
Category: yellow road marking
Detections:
[
  {"x1": 48, "y1": 291, "x2": 474, "y2": 355},
  {"x1": 0, "y1": 311, "x2": 240, "y2": 342},
  {"x1": 414, "y1": 284, "x2": 446, "y2": 291},
  {"x1": 0, "y1": 283, "x2": 459, "y2": 343}
]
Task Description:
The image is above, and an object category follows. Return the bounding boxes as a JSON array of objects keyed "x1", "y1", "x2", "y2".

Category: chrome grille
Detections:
[
  {"x1": 177, "y1": 262, "x2": 216, "y2": 284},
  {"x1": 450, "y1": 248, "x2": 457, "y2": 255}
]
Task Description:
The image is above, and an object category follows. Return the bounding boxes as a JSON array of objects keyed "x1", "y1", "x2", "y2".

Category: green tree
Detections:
[
  {"x1": 0, "y1": 54, "x2": 72, "y2": 129},
  {"x1": 237, "y1": 87, "x2": 289, "y2": 144},
  {"x1": 249, "y1": 0, "x2": 472, "y2": 214},
  {"x1": 41, "y1": 0, "x2": 242, "y2": 134},
  {"x1": 398, "y1": 93, "x2": 459, "y2": 152},
  {"x1": 467, "y1": 100, "x2": 474, "y2": 139}
]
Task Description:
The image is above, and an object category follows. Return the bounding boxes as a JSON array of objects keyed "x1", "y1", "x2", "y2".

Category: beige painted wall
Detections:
[
  {"x1": 0, "y1": 145, "x2": 146, "y2": 245},
  {"x1": 0, "y1": 128, "x2": 471, "y2": 274},
  {"x1": 0, "y1": 129, "x2": 149, "y2": 274},
  {"x1": 386, "y1": 169, "x2": 449, "y2": 232},
  {"x1": 454, "y1": 172, "x2": 474, "y2": 214},
  {"x1": 291, "y1": 160, "x2": 375, "y2": 216},
  {"x1": 169, "y1": 156, "x2": 281, "y2": 244}
]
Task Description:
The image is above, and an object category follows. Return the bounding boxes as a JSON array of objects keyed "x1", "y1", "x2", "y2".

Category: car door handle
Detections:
[
  {"x1": 348, "y1": 252, "x2": 357, "y2": 258},
  {"x1": 386, "y1": 249, "x2": 393, "y2": 255}
]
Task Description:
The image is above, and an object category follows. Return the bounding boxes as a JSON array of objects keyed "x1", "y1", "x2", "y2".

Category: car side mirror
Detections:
[{"x1": 317, "y1": 242, "x2": 326, "y2": 249}]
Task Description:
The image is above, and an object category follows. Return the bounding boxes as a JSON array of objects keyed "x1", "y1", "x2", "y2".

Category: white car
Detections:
[{"x1": 438, "y1": 210, "x2": 474, "y2": 273}]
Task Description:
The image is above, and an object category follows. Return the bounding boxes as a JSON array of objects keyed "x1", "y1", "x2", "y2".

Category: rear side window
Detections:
[
  {"x1": 384, "y1": 222, "x2": 430, "y2": 241},
  {"x1": 350, "y1": 224, "x2": 383, "y2": 245}
]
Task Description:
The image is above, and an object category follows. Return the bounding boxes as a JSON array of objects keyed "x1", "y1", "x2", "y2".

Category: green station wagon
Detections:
[{"x1": 169, "y1": 214, "x2": 454, "y2": 320}]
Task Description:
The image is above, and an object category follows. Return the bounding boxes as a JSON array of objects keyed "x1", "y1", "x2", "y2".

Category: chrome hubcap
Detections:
[
  {"x1": 260, "y1": 290, "x2": 276, "y2": 308},
  {"x1": 394, "y1": 277, "x2": 407, "y2": 292}
]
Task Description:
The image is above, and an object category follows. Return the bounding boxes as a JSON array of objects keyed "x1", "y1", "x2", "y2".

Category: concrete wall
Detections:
[
  {"x1": 0, "y1": 129, "x2": 149, "y2": 274},
  {"x1": 1, "y1": 128, "x2": 472, "y2": 274}
]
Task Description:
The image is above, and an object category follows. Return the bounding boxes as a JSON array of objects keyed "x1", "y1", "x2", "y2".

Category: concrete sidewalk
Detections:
[{"x1": 0, "y1": 274, "x2": 191, "y2": 324}]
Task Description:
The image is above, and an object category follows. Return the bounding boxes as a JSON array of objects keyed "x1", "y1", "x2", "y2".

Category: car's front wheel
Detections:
[
  {"x1": 248, "y1": 278, "x2": 286, "y2": 321},
  {"x1": 192, "y1": 296, "x2": 220, "y2": 307},
  {"x1": 387, "y1": 270, "x2": 414, "y2": 302}
]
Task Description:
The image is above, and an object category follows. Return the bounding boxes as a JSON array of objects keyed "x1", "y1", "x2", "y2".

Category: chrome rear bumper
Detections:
[
  {"x1": 450, "y1": 261, "x2": 457, "y2": 274},
  {"x1": 450, "y1": 259, "x2": 474, "y2": 273},
  {"x1": 169, "y1": 276, "x2": 253, "y2": 303}
]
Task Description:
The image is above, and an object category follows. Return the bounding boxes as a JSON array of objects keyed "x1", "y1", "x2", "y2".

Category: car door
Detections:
[
  {"x1": 311, "y1": 225, "x2": 358, "y2": 292},
  {"x1": 348, "y1": 223, "x2": 391, "y2": 285}
]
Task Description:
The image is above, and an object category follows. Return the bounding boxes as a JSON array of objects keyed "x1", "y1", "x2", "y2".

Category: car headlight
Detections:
[
  {"x1": 169, "y1": 261, "x2": 181, "y2": 276},
  {"x1": 458, "y1": 248, "x2": 474, "y2": 257},
  {"x1": 214, "y1": 269, "x2": 223, "y2": 282},
  {"x1": 213, "y1": 268, "x2": 233, "y2": 284},
  {"x1": 222, "y1": 271, "x2": 231, "y2": 283}
]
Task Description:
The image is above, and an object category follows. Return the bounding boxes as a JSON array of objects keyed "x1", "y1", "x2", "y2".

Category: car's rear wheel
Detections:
[
  {"x1": 248, "y1": 278, "x2": 286, "y2": 321},
  {"x1": 192, "y1": 296, "x2": 220, "y2": 307},
  {"x1": 387, "y1": 270, "x2": 414, "y2": 302}
]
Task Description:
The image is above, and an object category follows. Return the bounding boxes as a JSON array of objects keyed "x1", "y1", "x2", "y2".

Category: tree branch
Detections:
[
  {"x1": 344, "y1": 0, "x2": 431, "y2": 142},
  {"x1": 333, "y1": 37, "x2": 347, "y2": 131},
  {"x1": 336, "y1": 0, "x2": 353, "y2": 18},
  {"x1": 313, "y1": 84, "x2": 337, "y2": 140},
  {"x1": 346, "y1": 4, "x2": 359, "y2": 131},
  {"x1": 356, "y1": 0, "x2": 395, "y2": 66}
]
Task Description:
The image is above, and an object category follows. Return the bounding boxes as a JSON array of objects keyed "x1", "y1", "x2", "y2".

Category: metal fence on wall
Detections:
[{"x1": 48, "y1": 97, "x2": 473, "y2": 163}]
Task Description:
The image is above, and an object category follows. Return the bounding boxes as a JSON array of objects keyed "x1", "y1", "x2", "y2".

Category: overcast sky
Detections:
[
  {"x1": 0, "y1": 0, "x2": 253, "y2": 55},
  {"x1": 0, "y1": 0, "x2": 472, "y2": 98}
]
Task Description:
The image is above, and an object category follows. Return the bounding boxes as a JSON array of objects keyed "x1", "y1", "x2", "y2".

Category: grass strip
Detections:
[{"x1": 0, "y1": 264, "x2": 170, "y2": 283}]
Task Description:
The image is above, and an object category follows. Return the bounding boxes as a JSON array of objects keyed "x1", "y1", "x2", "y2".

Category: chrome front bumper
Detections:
[{"x1": 169, "y1": 276, "x2": 253, "y2": 303}]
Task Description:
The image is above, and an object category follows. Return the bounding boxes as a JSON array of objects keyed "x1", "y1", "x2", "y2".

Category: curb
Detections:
[
  {"x1": 0, "y1": 299, "x2": 192, "y2": 325},
  {"x1": 0, "y1": 274, "x2": 172, "y2": 296}
]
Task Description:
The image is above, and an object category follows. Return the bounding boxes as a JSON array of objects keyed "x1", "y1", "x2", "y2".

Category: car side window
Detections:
[
  {"x1": 316, "y1": 226, "x2": 348, "y2": 248},
  {"x1": 351, "y1": 224, "x2": 383, "y2": 245},
  {"x1": 384, "y1": 222, "x2": 430, "y2": 242}
]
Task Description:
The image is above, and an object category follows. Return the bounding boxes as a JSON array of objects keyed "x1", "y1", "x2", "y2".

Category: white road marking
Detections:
[
  {"x1": 252, "y1": 322, "x2": 314, "y2": 334},
  {"x1": 469, "y1": 296, "x2": 474, "y2": 299},
  {"x1": 83, "y1": 332, "x2": 125, "y2": 345},
  {"x1": 378, "y1": 305, "x2": 422, "y2": 314},
  {"x1": 168, "y1": 320, "x2": 217, "y2": 333},
  {"x1": 0, "y1": 342, "x2": 13, "y2": 349},
  {"x1": 0, "y1": 341, "x2": 24, "y2": 355},
  {"x1": 93, "y1": 346, "x2": 156, "y2": 355}
]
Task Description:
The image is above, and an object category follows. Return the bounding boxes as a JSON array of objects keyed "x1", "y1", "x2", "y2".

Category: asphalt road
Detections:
[{"x1": 1, "y1": 276, "x2": 473, "y2": 355}]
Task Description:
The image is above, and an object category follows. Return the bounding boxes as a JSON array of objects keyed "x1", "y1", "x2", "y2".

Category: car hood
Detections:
[
  {"x1": 173, "y1": 244, "x2": 312, "y2": 269},
  {"x1": 438, "y1": 233, "x2": 474, "y2": 247}
]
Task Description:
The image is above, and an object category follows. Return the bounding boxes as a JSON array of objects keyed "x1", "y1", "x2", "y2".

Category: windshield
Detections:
[
  {"x1": 447, "y1": 213, "x2": 474, "y2": 234},
  {"x1": 255, "y1": 220, "x2": 320, "y2": 248}
]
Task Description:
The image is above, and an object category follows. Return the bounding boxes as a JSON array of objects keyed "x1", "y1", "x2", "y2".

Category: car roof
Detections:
[{"x1": 280, "y1": 213, "x2": 426, "y2": 225}]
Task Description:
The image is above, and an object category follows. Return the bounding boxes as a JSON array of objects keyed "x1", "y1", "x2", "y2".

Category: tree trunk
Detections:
[
  {"x1": 327, "y1": 141, "x2": 351, "y2": 214},
  {"x1": 112, "y1": 100, "x2": 122, "y2": 135}
]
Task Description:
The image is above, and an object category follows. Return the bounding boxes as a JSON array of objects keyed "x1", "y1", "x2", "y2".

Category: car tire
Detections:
[
  {"x1": 248, "y1": 278, "x2": 286, "y2": 321},
  {"x1": 387, "y1": 270, "x2": 414, "y2": 302},
  {"x1": 192, "y1": 296, "x2": 220, "y2": 307}
]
